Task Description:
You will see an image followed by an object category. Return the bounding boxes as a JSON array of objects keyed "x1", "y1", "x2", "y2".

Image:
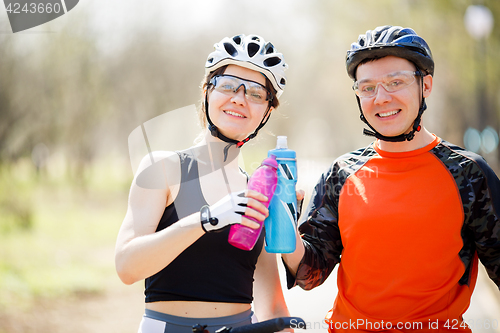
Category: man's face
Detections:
[{"x1": 355, "y1": 56, "x2": 432, "y2": 138}]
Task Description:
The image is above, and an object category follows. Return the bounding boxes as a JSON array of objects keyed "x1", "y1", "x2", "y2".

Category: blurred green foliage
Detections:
[
  {"x1": 0, "y1": 159, "x2": 129, "y2": 310},
  {"x1": 0, "y1": 0, "x2": 499, "y2": 314},
  {"x1": 0, "y1": 0, "x2": 499, "y2": 177}
]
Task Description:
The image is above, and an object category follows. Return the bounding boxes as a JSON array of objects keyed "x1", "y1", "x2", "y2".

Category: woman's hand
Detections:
[{"x1": 201, "y1": 189, "x2": 269, "y2": 232}]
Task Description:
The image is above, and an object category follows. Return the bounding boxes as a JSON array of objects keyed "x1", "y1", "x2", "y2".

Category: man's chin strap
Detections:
[
  {"x1": 356, "y1": 70, "x2": 426, "y2": 143},
  {"x1": 357, "y1": 97, "x2": 426, "y2": 142},
  {"x1": 204, "y1": 94, "x2": 271, "y2": 161}
]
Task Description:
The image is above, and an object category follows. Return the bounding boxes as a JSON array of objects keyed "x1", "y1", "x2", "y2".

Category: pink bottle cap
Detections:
[{"x1": 262, "y1": 154, "x2": 278, "y2": 169}]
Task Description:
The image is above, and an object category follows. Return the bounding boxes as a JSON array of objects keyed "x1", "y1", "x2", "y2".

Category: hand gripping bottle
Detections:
[
  {"x1": 228, "y1": 155, "x2": 278, "y2": 251},
  {"x1": 264, "y1": 136, "x2": 297, "y2": 253}
]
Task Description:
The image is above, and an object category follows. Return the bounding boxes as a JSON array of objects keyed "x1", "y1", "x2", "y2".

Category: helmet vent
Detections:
[
  {"x1": 399, "y1": 28, "x2": 414, "y2": 37},
  {"x1": 264, "y1": 57, "x2": 281, "y2": 67},
  {"x1": 233, "y1": 36, "x2": 242, "y2": 44},
  {"x1": 207, "y1": 57, "x2": 214, "y2": 64},
  {"x1": 264, "y1": 42, "x2": 275, "y2": 54},
  {"x1": 247, "y1": 42, "x2": 260, "y2": 57},
  {"x1": 223, "y1": 43, "x2": 238, "y2": 57},
  {"x1": 280, "y1": 78, "x2": 286, "y2": 85},
  {"x1": 251, "y1": 36, "x2": 260, "y2": 42}
]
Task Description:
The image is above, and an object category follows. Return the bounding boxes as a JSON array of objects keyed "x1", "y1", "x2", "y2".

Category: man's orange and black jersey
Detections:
[{"x1": 286, "y1": 136, "x2": 500, "y2": 332}]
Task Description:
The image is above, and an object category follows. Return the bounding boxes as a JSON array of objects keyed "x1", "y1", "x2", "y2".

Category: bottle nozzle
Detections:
[
  {"x1": 262, "y1": 154, "x2": 278, "y2": 168},
  {"x1": 276, "y1": 136, "x2": 288, "y2": 149}
]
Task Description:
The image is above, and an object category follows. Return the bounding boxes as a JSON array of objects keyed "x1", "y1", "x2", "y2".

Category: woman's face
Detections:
[{"x1": 206, "y1": 65, "x2": 273, "y2": 142}]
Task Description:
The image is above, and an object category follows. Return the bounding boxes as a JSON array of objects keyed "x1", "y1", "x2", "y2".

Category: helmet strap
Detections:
[{"x1": 204, "y1": 93, "x2": 272, "y2": 161}]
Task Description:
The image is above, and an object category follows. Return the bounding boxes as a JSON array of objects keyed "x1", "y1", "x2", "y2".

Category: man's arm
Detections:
[
  {"x1": 470, "y1": 157, "x2": 500, "y2": 288},
  {"x1": 281, "y1": 165, "x2": 344, "y2": 290}
]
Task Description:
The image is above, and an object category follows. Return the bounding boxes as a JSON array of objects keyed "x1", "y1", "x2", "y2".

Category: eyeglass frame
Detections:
[
  {"x1": 352, "y1": 70, "x2": 421, "y2": 98},
  {"x1": 208, "y1": 74, "x2": 273, "y2": 105}
]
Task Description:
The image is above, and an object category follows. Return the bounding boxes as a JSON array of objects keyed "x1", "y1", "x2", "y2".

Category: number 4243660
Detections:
[{"x1": 5, "y1": 2, "x2": 62, "y2": 14}]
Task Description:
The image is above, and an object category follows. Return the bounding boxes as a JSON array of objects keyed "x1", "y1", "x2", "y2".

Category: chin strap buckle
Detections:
[
  {"x1": 405, "y1": 131, "x2": 415, "y2": 141},
  {"x1": 236, "y1": 137, "x2": 250, "y2": 148}
]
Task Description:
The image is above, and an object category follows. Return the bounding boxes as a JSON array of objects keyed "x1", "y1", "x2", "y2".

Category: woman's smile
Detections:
[{"x1": 223, "y1": 109, "x2": 246, "y2": 118}]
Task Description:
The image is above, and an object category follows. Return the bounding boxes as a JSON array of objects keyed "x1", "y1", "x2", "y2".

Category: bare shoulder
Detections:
[
  {"x1": 134, "y1": 151, "x2": 181, "y2": 191},
  {"x1": 123, "y1": 151, "x2": 181, "y2": 234}
]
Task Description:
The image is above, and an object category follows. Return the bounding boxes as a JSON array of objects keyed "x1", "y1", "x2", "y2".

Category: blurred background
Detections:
[{"x1": 0, "y1": 0, "x2": 499, "y2": 332}]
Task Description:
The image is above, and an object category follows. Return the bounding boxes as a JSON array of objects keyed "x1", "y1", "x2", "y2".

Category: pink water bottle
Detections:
[{"x1": 228, "y1": 155, "x2": 278, "y2": 251}]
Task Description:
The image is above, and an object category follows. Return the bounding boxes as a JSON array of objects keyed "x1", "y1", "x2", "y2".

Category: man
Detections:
[{"x1": 282, "y1": 26, "x2": 500, "y2": 332}]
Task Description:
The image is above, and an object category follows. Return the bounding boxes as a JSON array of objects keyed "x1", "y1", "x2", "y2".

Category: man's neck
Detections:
[{"x1": 377, "y1": 127, "x2": 435, "y2": 153}]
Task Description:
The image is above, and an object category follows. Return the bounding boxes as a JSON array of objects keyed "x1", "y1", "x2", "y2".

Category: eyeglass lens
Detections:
[
  {"x1": 354, "y1": 71, "x2": 417, "y2": 98},
  {"x1": 211, "y1": 75, "x2": 270, "y2": 104}
]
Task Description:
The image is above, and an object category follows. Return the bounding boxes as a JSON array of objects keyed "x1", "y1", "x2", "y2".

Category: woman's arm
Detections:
[
  {"x1": 115, "y1": 152, "x2": 206, "y2": 285},
  {"x1": 115, "y1": 152, "x2": 268, "y2": 285},
  {"x1": 252, "y1": 251, "x2": 290, "y2": 321}
]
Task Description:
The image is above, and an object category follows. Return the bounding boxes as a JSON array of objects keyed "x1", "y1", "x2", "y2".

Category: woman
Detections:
[{"x1": 115, "y1": 34, "x2": 290, "y2": 333}]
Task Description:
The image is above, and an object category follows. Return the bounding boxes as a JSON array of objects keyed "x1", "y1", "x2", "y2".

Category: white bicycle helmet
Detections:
[
  {"x1": 203, "y1": 34, "x2": 288, "y2": 160},
  {"x1": 205, "y1": 34, "x2": 287, "y2": 97}
]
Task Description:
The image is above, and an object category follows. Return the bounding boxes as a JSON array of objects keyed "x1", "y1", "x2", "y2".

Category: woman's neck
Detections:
[{"x1": 195, "y1": 131, "x2": 241, "y2": 172}]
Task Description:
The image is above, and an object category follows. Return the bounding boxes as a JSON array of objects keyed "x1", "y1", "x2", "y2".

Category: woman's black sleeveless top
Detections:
[{"x1": 144, "y1": 150, "x2": 264, "y2": 303}]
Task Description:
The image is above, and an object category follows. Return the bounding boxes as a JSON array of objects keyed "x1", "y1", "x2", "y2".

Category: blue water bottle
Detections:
[{"x1": 264, "y1": 136, "x2": 297, "y2": 253}]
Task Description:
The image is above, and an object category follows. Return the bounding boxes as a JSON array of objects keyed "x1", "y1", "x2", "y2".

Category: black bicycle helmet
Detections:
[
  {"x1": 345, "y1": 26, "x2": 434, "y2": 142},
  {"x1": 347, "y1": 26, "x2": 434, "y2": 80}
]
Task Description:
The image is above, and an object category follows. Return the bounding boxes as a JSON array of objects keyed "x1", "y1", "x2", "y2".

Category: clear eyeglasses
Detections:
[
  {"x1": 209, "y1": 75, "x2": 272, "y2": 104},
  {"x1": 353, "y1": 71, "x2": 420, "y2": 98}
]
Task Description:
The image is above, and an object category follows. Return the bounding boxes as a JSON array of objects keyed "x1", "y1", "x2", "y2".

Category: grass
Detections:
[
  {"x1": 0, "y1": 147, "x2": 288, "y2": 314},
  {"x1": 0, "y1": 157, "x2": 131, "y2": 311}
]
